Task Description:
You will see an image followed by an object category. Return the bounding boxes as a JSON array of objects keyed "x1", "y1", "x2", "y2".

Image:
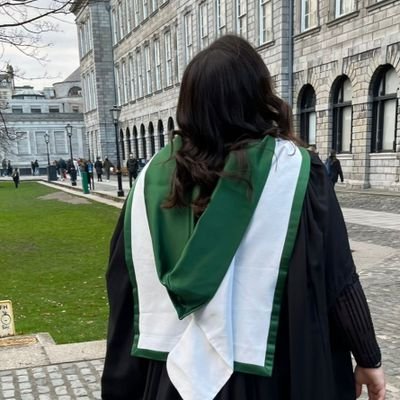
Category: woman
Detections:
[
  {"x1": 102, "y1": 35, "x2": 385, "y2": 400},
  {"x1": 325, "y1": 149, "x2": 344, "y2": 186},
  {"x1": 12, "y1": 168, "x2": 20, "y2": 188}
]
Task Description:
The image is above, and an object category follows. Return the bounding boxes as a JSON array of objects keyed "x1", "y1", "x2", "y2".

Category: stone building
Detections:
[
  {"x1": 72, "y1": 0, "x2": 400, "y2": 190},
  {"x1": 0, "y1": 68, "x2": 86, "y2": 174}
]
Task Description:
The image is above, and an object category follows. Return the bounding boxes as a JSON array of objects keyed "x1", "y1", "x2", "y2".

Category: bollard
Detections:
[{"x1": 81, "y1": 171, "x2": 90, "y2": 194}]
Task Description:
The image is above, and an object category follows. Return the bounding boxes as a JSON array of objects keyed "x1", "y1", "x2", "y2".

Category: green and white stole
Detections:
[{"x1": 124, "y1": 136, "x2": 310, "y2": 400}]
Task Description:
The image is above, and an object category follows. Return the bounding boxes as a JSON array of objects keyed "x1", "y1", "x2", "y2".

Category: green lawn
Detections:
[{"x1": 0, "y1": 181, "x2": 120, "y2": 344}]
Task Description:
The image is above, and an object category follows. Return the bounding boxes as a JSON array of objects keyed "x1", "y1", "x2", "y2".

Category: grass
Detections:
[{"x1": 0, "y1": 181, "x2": 120, "y2": 344}]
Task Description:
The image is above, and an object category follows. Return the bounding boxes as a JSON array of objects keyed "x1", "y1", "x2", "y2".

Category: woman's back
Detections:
[{"x1": 101, "y1": 34, "x2": 384, "y2": 400}]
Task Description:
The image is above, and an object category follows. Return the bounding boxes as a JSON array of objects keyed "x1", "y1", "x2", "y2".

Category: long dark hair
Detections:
[{"x1": 164, "y1": 34, "x2": 297, "y2": 216}]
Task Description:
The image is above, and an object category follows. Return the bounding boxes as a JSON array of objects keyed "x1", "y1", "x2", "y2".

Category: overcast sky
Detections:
[{"x1": 2, "y1": 12, "x2": 80, "y2": 89}]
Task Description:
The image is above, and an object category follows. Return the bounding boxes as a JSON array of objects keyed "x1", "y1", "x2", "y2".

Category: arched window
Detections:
[
  {"x1": 133, "y1": 126, "x2": 139, "y2": 159},
  {"x1": 371, "y1": 66, "x2": 399, "y2": 152},
  {"x1": 68, "y1": 86, "x2": 82, "y2": 97},
  {"x1": 332, "y1": 77, "x2": 352, "y2": 153},
  {"x1": 140, "y1": 124, "x2": 147, "y2": 159},
  {"x1": 120, "y1": 129, "x2": 126, "y2": 160},
  {"x1": 158, "y1": 119, "x2": 165, "y2": 148},
  {"x1": 148, "y1": 122, "x2": 155, "y2": 156},
  {"x1": 126, "y1": 127, "x2": 132, "y2": 155},
  {"x1": 167, "y1": 116, "x2": 175, "y2": 133},
  {"x1": 299, "y1": 85, "x2": 317, "y2": 146}
]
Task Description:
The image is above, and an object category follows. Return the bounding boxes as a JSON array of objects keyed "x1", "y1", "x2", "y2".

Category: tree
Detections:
[
  {"x1": 0, "y1": 0, "x2": 73, "y2": 156},
  {"x1": 0, "y1": 0, "x2": 73, "y2": 60}
]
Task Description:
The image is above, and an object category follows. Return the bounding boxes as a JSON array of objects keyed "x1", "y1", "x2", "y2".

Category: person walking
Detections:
[
  {"x1": 325, "y1": 149, "x2": 344, "y2": 187},
  {"x1": 12, "y1": 168, "x2": 20, "y2": 188},
  {"x1": 34, "y1": 160, "x2": 39, "y2": 176},
  {"x1": 86, "y1": 159, "x2": 94, "y2": 190},
  {"x1": 95, "y1": 157, "x2": 103, "y2": 182},
  {"x1": 7, "y1": 160, "x2": 12, "y2": 176},
  {"x1": 126, "y1": 153, "x2": 138, "y2": 188},
  {"x1": 31, "y1": 161, "x2": 35, "y2": 176},
  {"x1": 102, "y1": 35, "x2": 385, "y2": 400},
  {"x1": 59, "y1": 158, "x2": 67, "y2": 180},
  {"x1": 103, "y1": 157, "x2": 113, "y2": 181},
  {"x1": 2, "y1": 158, "x2": 7, "y2": 176}
]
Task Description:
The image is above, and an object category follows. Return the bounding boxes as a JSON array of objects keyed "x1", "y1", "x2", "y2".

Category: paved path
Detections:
[{"x1": 0, "y1": 185, "x2": 399, "y2": 399}]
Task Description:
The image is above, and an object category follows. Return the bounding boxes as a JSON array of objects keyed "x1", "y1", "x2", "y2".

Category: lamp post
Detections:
[
  {"x1": 110, "y1": 105, "x2": 124, "y2": 197},
  {"x1": 44, "y1": 133, "x2": 50, "y2": 166},
  {"x1": 66, "y1": 123, "x2": 73, "y2": 162},
  {"x1": 65, "y1": 123, "x2": 77, "y2": 186}
]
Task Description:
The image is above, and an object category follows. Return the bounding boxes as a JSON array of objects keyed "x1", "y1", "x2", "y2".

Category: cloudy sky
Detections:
[{"x1": 2, "y1": 12, "x2": 80, "y2": 89}]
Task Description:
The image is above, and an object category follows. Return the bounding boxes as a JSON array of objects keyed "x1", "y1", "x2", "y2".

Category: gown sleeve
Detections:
[
  {"x1": 307, "y1": 154, "x2": 381, "y2": 369},
  {"x1": 101, "y1": 204, "x2": 150, "y2": 400},
  {"x1": 331, "y1": 273, "x2": 382, "y2": 368}
]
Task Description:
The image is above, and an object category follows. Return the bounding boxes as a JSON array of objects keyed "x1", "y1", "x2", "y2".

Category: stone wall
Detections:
[{"x1": 292, "y1": 0, "x2": 400, "y2": 190}]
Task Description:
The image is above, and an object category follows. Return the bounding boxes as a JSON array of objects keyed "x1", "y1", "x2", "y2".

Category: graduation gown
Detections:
[{"x1": 101, "y1": 150, "x2": 357, "y2": 400}]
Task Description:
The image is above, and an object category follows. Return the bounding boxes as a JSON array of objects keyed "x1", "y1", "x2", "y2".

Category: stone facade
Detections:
[
  {"x1": 292, "y1": 0, "x2": 400, "y2": 190},
  {"x1": 0, "y1": 68, "x2": 86, "y2": 174},
  {"x1": 73, "y1": 0, "x2": 400, "y2": 190}
]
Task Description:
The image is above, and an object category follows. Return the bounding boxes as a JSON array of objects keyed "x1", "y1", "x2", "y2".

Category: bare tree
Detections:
[
  {"x1": 0, "y1": 0, "x2": 73, "y2": 156},
  {"x1": 0, "y1": 0, "x2": 73, "y2": 60}
]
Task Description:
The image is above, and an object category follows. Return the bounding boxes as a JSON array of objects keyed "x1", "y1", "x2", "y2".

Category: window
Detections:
[
  {"x1": 154, "y1": 39, "x2": 162, "y2": 91},
  {"x1": 31, "y1": 107, "x2": 41, "y2": 114},
  {"x1": 335, "y1": 0, "x2": 355, "y2": 18},
  {"x1": 301, "y1": 0, "x2": 317, "y2": 32},
  {"x1": 54, "y1": 131, "x2": 67, "y2": 153},
  {"x1": 90, "y1": 71, "x2": 97, "y2": 109},
  {"x1": 121, "y1": 61, "x2": 128, "y2": 103},
  {"x1": 117, "y1": 2, "x2": 123, "y2": 39},
  {"x1": 126, "y1": 59, "x2": 132, "y2": 101},
  {"x1": 35, "y1": 131, "x2": 47, "y2": 154},
  {"x1": 259, "y1": 0, "x2": 272, "y2": 45},
  {"x1": 184, "y1": 13, "x2": 193, "y2": 65},
  {"x1": 120, "y1": 130, "x2": 126, "y2": 160},
  {"x1": 164, "y1": 31, "x2": 173, "y2": 86},
  {"x1": 115, "y1": 65, "x2": 121, "y2": 105},
  {"x1": 49, "y1": 106, "x2": 60, "y2": 113},
  {"x1": 127, "y1": 0, "x2": 132, "y2": 32},
  {"x1": 129, "y1": 55, "x2": 136, "y2": 100},
  {"x1": 199, "y1": 2, "x2": 209, "y2": 50},
  {"x1": 140, "y1": 124, "x2": 147, "y2": 159},
  {"x1": 82, "y1": 74, "x2": 88, "y2": 111},
  {"x1": 134, "y1": 0, "x2": 140, "y2": 26},
  {"x1": 79, "y1": 25, "x2": 85, "y2": 55},
  {"x1": 12, "y1": 107, "x2": 23, "y2": 114},
  {"x1": 17, "y1": 132, "x2": 29, "y2": 154},
  {"x1": 143, "y1": 0, "x2": 148, "y2": 19},
  {"x1": 86, "y1": 18, "x2": 93, "y2": 51},
  {"x1": 158, "y1": 120, "x2": 165, "y2": 148},
  {"x1": 151, "y1": 0, "x2": 157, "y2": 13},
  {"x1": 136, "y1": 49, "x2": 144, "y2": 98},
  {"x1": 371, "y1": 67, "x2": 399, "y2": 153},
  {"x1": 68, "y1": 86, "x2": 82, "y2": 97},
  {"x1": 332, "y1": 77, "x2": 352, "y2": 153},
  {"x1": 299, "y1": 85, "x2": 317, "y2": 146},
  {"x1": 144, "y1": 45, "x2": 152, "y2": 95},
  {"x1": 149, "y1": 122, "x2": 155, "y2": 155},
  {"x1": 121, "y1": 0, "x2": 127, "y2": 37},
  {"x1": 215, "y1": 0, "x2": 226, "y2": 35},
  {"x1": 236, "y1": 0, "x2": 247, "y2": 38},
  {"x1": 112, "y1": 9, "x2": 118, "y2": 44}
]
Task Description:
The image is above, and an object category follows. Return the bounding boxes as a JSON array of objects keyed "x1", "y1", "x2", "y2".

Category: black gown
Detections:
[{"x1": 101, "y1": 154, "x2": 381, "y2": 400}]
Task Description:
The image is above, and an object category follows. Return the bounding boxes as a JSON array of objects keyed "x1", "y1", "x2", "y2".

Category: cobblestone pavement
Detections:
[
  {"x1": 0, "y1": 360, "x2": 103, "y2": 400},
  {"x1": 337, "y1": 190, "x2": 400, "y2": 214},
  {"x1": 342, "y1": 192, "x2": 400, "y2": 399}
]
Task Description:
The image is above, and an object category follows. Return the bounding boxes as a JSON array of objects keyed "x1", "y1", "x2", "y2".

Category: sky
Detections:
[{"x1": 1, "y1": 12, "x2": 80, "y2": 89}]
